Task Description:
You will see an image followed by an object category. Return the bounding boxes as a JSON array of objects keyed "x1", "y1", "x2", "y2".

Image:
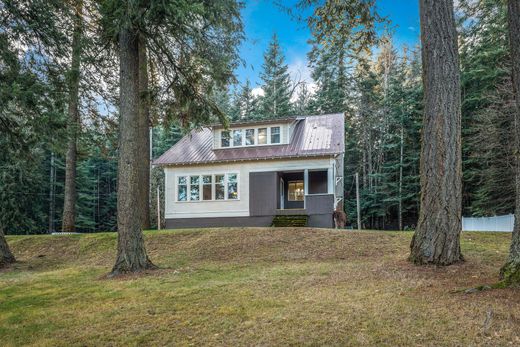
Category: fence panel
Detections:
[{"x1": 462, "y1": 214, "x2": 514, "y2": 232}]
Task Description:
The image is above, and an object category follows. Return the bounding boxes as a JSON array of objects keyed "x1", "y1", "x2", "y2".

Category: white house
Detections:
[{"x1": 154, "y1": 113, "x2": 345, "y2": 228}]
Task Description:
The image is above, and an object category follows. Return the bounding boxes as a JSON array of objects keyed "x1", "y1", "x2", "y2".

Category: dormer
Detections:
[{"x1": 212, "y1": 120, "x2": 293, "y2": 149}]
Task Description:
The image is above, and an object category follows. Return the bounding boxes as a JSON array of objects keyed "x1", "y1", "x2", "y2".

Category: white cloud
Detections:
[
  {"x1": 287, "y1": 57, "x2": 317, "y2": 102},
  {"x1": 251, "y1": 87, "x2": 265, "y2": 97}
]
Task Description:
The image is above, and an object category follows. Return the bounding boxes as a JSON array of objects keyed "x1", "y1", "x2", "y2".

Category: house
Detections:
[{"x1": 154, "y1": 113, "x2": 345, "y2": 228}]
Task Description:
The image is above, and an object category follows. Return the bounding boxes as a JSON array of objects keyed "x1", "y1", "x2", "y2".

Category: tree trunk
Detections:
[
  {"x1": 500, "y1": 0, "x2": 520, "y2": 285},
  {"x1": 111, "y1": 28, "x2": 156, "y2": 276},
  {"x1": 409, "y1": 0, "x2": 463, "y2": 265},
  {"x1": 398, "y1": 125, "x2": 404, "y2": 231},
  {"x1": 0, "y1": 228, "x2": 15, "y2": 268},
  {"x1": 138, "y1": 34, "x2": 151, "y2": 230},
  {"x1": 61, "y1": 0, "x2": 83, "y2": 233}
]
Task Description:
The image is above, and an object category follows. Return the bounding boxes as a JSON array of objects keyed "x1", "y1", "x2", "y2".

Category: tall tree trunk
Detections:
[
  {"x1": 500, "y1": 0, "x2": 520, "y2": 285},
  {"x1": 111, "y1": 28, "x2": 156, "y2": 276},
  {"x1": 0, "y1": 228, "x2": 15, "y2": 268},
  {"x1": 398, "y1": 125, "x2": 404, "y2": 231},
  {"x1": 138, "y1": 34, "x2": 151, "y2": 230},
  {"x1": 409, "y1": 0, "x2": 463, "y2": 265},
  {"x1": 61, "y1": 0, "x2": 83, "y2": 233}
]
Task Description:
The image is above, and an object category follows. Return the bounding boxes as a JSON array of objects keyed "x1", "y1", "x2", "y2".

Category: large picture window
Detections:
[
  {"x1": 288, "y1": 181, "x2": 304, "y2": 201},
  {"x1": 178, "y1": 173, "x2": 238, "y2": 201},
  {"x1": 271, "y1": 126, "x2": 280, "y2": 144}
]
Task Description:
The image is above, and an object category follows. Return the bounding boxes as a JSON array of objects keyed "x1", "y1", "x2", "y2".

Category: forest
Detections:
[{"x1": 0, "y1": 0, "x2": 514, "y2": 236}]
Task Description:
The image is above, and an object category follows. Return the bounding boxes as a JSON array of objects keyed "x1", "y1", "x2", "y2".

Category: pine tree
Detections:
[
  {"x1": 233, "y1": 80, "x2": 259, "y2": 121},
  {"x1": 410, "y1": 0, "x2": 463, "y2": 265},
  {"x1": 258, "y1": 34, "x2": 293, "y2": 118}
]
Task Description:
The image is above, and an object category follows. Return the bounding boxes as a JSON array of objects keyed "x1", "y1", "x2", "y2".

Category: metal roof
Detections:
[{"x1": 153, "y1": 113, "x2": 345, "y2": 166}]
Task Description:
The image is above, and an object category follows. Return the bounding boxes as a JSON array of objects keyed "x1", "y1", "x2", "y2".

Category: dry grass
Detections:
[{"x1": 1, "y1": 228, "x2": 519, "y2": 346}]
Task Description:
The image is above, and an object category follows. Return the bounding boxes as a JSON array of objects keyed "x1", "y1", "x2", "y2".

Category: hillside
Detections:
[{"x1": 1, "y1": 228, "x2": 519, "y2": 346}]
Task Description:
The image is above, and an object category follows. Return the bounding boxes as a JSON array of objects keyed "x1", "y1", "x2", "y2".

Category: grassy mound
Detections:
[{"x1": 1, "y1": 228, "x2": 519, "y2": 346}]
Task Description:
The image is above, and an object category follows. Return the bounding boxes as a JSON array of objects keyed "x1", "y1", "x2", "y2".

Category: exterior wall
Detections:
[
  {"x1": 249, "y1": 172, "x2": 278, "y2": 216},
  {"x1": 164, "y1": 157, "x2": 334, "y2": 220},
  {"x1": 334, "y1": 153, "x2": 345, "y2": 210},
  {"x1": 306, "y1": 194, "x2": 335, "y2": 228}
]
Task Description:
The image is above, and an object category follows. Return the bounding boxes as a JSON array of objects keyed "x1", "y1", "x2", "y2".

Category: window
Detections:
[
  {"x1": 271, "y1": 126, "x2": 280, "y2": 144},
  {"x1": 245, "y1": 129, "x2": 255, "y2": 145},
  {"x1": 178, "y1": 176, "x2": 187, "y2": 201},
  {"x1": 288, "y1": 181, "x2": 304, "y2": 201},
  {"x1": 202, "y1": 175, "x2": 212, "y2": 200},
  {"x1": 221, "y1": 131, "x2": 230, "y2": 147},
  {"x1": 227, "y1": 174, "x2": 238, "y2": 200},
  {"x1": 233, "y1": 129, "x2": 243, "y2": 146},
  {"x1": 258, "y1": 128, "x2": 267, "y2": 144},
  {"x1": 190, "y1": 176, "x2": 200, "y2": 201},
  {"x1": 215, "y1": 174, "x2": 225, "y2": 200}
]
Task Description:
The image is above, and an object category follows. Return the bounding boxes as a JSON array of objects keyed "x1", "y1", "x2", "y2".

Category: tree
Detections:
[
  {"x1": 138, "y1": 34, "x2": 151, "y2": 230},
  {"x1": 0, "y1": 227, "x2": 15, "y2": 268},
  {"x1": 62, "y1": 0, "x2": 84, "y2": 233},
  {"x1": 233, "y1": 80, "x2": 259, "y2": 121},
  {"x1": 500, "y1": 0, "x2": 520, "y2": 286},
  {"x1": 259, "y1": 34, "x2": 293, "y2": 118},
  {"x1": 110, "y1": 26, "x2": 156, "y2": 274},
  {"x1": 409, "y1": 0, "x2": 463, "y2": 265},
  {"x1": 100, "y1": 0, "x2": 243, "y2": 275}
]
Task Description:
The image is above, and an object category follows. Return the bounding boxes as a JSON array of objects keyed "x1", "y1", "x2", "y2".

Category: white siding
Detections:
[{"x1": 164, "y1": 157, "x2": 333, "y2": 219}]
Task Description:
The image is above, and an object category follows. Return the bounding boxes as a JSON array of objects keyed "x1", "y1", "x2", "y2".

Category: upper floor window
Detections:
[
  {"x1": 245, "y1": 129, "x2": 255, "y2": 145},
  {"x1": 221, "y1": 131, "x2": 230, "y2": 147},
  {"x1": 271, "y1": 127, "x2": 280, "y2": 144},
  {"x1": 219, "y1": 126, "x2": 282, "y2": 148},
  {"x1": 233, "y1": 130, "x2": 243, "y2": 146},
  {"x1": 258, "y1": 128, "x2": 267, "y2": 145}
]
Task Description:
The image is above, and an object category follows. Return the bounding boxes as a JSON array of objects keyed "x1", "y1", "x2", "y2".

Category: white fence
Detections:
[{"x1": 462, "y1": 214, "x2": 514, "y2": 232}]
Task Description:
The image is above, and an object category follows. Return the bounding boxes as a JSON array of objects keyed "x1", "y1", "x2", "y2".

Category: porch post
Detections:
[
  {"x1": 304, "y1": 169, "x2": 309, "y2": 209},
  {"x1": 327, "y1": 167, "x2": 333, "y2": 194}
]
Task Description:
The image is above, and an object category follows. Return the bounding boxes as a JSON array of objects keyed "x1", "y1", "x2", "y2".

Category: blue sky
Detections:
[{"x1": 236, "y1": 0, "x2": 421, "y2": 89}]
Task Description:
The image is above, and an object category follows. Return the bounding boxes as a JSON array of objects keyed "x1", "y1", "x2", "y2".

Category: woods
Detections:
[{"x1": 0, "y1": 0, "x2": 518, "y2": 279}]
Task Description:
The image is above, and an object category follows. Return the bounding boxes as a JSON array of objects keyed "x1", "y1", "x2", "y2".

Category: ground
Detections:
[{"x1": 0, "y1": 228, "x2": 519, "y2": 346}]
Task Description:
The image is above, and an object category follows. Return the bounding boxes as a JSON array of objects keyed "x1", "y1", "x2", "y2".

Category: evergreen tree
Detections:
[
  {"x1": 258, "y1": 34, "x2": 293, "y2": 118},
  {"x1": 233, "y1": 80, "x2": 259, "y2": 121}
]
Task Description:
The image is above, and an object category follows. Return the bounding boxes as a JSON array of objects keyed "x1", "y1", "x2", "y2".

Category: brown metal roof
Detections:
[{"x1": 153, "y1": 113, "x2": 345, "y2": 166}]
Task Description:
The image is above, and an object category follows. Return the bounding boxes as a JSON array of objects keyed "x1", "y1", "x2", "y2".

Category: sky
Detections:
[{"x1": 235, "y1": 0, "x2": 421, "y2": 91}]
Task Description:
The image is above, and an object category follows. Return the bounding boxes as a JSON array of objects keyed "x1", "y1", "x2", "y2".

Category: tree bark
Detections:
[
  {"x1": 409, "y1": 0, "x2": 463, "y2": 265},
  {"x1": 500, "y1": 0, "x2": 520, "y2": 285},
  {"x1": 138, "y1": 34, "x2": 151, "y2": 230},
  {"x1": 61, "y1": 0, "x2": 83, "y2": 233},
  {"x1": 111, "y1": 28, "x2": 156, "y2": 276},
  {"x1": 0, "y1": 228, "x2": 15, "y2": 268}
]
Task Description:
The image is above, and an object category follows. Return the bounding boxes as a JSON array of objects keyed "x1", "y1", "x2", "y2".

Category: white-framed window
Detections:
[
  {"x1": 271, "y1": 126, "x2": 281, "y2": 144},
  {"x1": 232, "y1": 129, "x2": 243, "y2": 146},
  {"x1": 202, "y1": 175, "x2": 213, "y2": 200},
  {"x1": 176, "y1": 173, "x2": 239, "y2": 202},
  {"x1": 288, "y1": 180, "x2": 304, "y2": 201},
  {"x1": 221, "y1": 131, "x2": 230, "y2": 147},
  {"x1": 258, "y1": 128, "x2": 267, "y2": 144},
  {"x1": 219, "y1": 125, "x2": 283, "y2": 148},
  {"x1": 245, "y1": 129, "x2": 255, "y2": 145},
  {"x1": 178, "y1": 176, "x2": 188, "y2": 201}
]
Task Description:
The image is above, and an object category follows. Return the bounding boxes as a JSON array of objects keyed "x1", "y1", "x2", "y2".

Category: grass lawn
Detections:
[{"x1": 1, "y1": 228, "x2": 519, "y2": 346}]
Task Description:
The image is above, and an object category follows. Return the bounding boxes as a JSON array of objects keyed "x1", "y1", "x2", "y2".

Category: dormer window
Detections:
[
  {"x1": 258, "y1": 128, "x2": 267, "y2": 144},
  {"x1": 245, "y1": 129, "x2": 255, "y2": 145},
  {"x1": 271, "y1": 127, "x2": 280, "y2": 144},
  {"x1": 233, "y1": 129, "x2": 243, "y2": 146},
  {"x1": 221, "y1": 131, "x2": 230, "y2": 147}
]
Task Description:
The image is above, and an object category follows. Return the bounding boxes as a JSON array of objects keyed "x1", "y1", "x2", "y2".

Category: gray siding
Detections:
[
  {"x1": 165, "y1": 216, "x2": 273, "y2": 229},
  {"x1": 249, "y1": 171, "x2": 278, "y2": 216}
]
